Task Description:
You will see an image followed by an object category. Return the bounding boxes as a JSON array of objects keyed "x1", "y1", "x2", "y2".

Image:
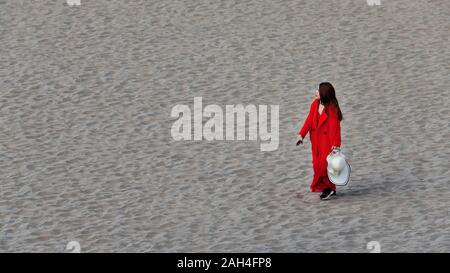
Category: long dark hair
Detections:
[{"x1": 318, "y1": 82, "x2": 343, "y2": 121}]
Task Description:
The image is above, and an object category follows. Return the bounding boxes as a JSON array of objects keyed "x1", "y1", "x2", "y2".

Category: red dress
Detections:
[{"x1": 299, "y1": 99, "x2": 341, "y2": 192}]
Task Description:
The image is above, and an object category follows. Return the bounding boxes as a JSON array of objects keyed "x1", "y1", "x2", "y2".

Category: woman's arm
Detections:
[
  {"x1": 298, "y1": 100, "x2": 316, "y2": 139},
  {"x1": 328, "y1": 107, "x2": 341, "y2": 149}
]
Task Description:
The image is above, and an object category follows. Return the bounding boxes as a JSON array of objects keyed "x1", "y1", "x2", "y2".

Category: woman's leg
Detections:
[
  {"x1": 321, "y1": 176, "x2": 336, "y2": 191},
  {"x1": 310, "y1": 152, "x2": 336, "y2": 192},
  {"x1": 310, "y1": 176, "x2": 335, "y2": 192}
]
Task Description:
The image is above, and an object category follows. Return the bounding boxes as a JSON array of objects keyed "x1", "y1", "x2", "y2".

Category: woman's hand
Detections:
[
  {"x1": 331, "y1": 146, "x2": 341, "y2": 152},
  {"x1": 296, "y1": 135, "x2": 303, "y2": 146}
]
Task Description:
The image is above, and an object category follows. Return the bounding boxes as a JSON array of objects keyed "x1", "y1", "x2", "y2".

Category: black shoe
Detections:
[
  {"x1": 319, "y1": 189, "x2": 330, "y2": 199},
  {"x1": 320, "y1": 189, "x2": 336, "y2": 200}
]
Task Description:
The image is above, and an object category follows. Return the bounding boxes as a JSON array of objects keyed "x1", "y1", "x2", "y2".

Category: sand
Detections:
[{"x1": 0, "y1": 0, "x2": 449, "y2": 252}]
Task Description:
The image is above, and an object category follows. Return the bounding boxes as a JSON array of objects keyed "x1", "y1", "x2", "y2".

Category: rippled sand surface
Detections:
[{"x1": 1, "y1": 0, "x2": 449, "y2": 252}]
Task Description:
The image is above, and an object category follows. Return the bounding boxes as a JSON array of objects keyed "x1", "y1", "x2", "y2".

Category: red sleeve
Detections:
[
  {"x1": 328, "y1": 106, "x2": 341, "y2": 148},
  {"x1": 298, "y1": 100, "x2": 316, "y2": 138}
]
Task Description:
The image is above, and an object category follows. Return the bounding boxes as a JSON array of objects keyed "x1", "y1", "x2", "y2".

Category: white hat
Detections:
[{"x1": 326, "y1": 149, "x2": 351, "y2": 186}]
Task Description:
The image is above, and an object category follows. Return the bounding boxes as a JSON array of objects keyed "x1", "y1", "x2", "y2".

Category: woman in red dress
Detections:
[{"x1": 297, "y1": 82, "x2": 344, "y2": 200}]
